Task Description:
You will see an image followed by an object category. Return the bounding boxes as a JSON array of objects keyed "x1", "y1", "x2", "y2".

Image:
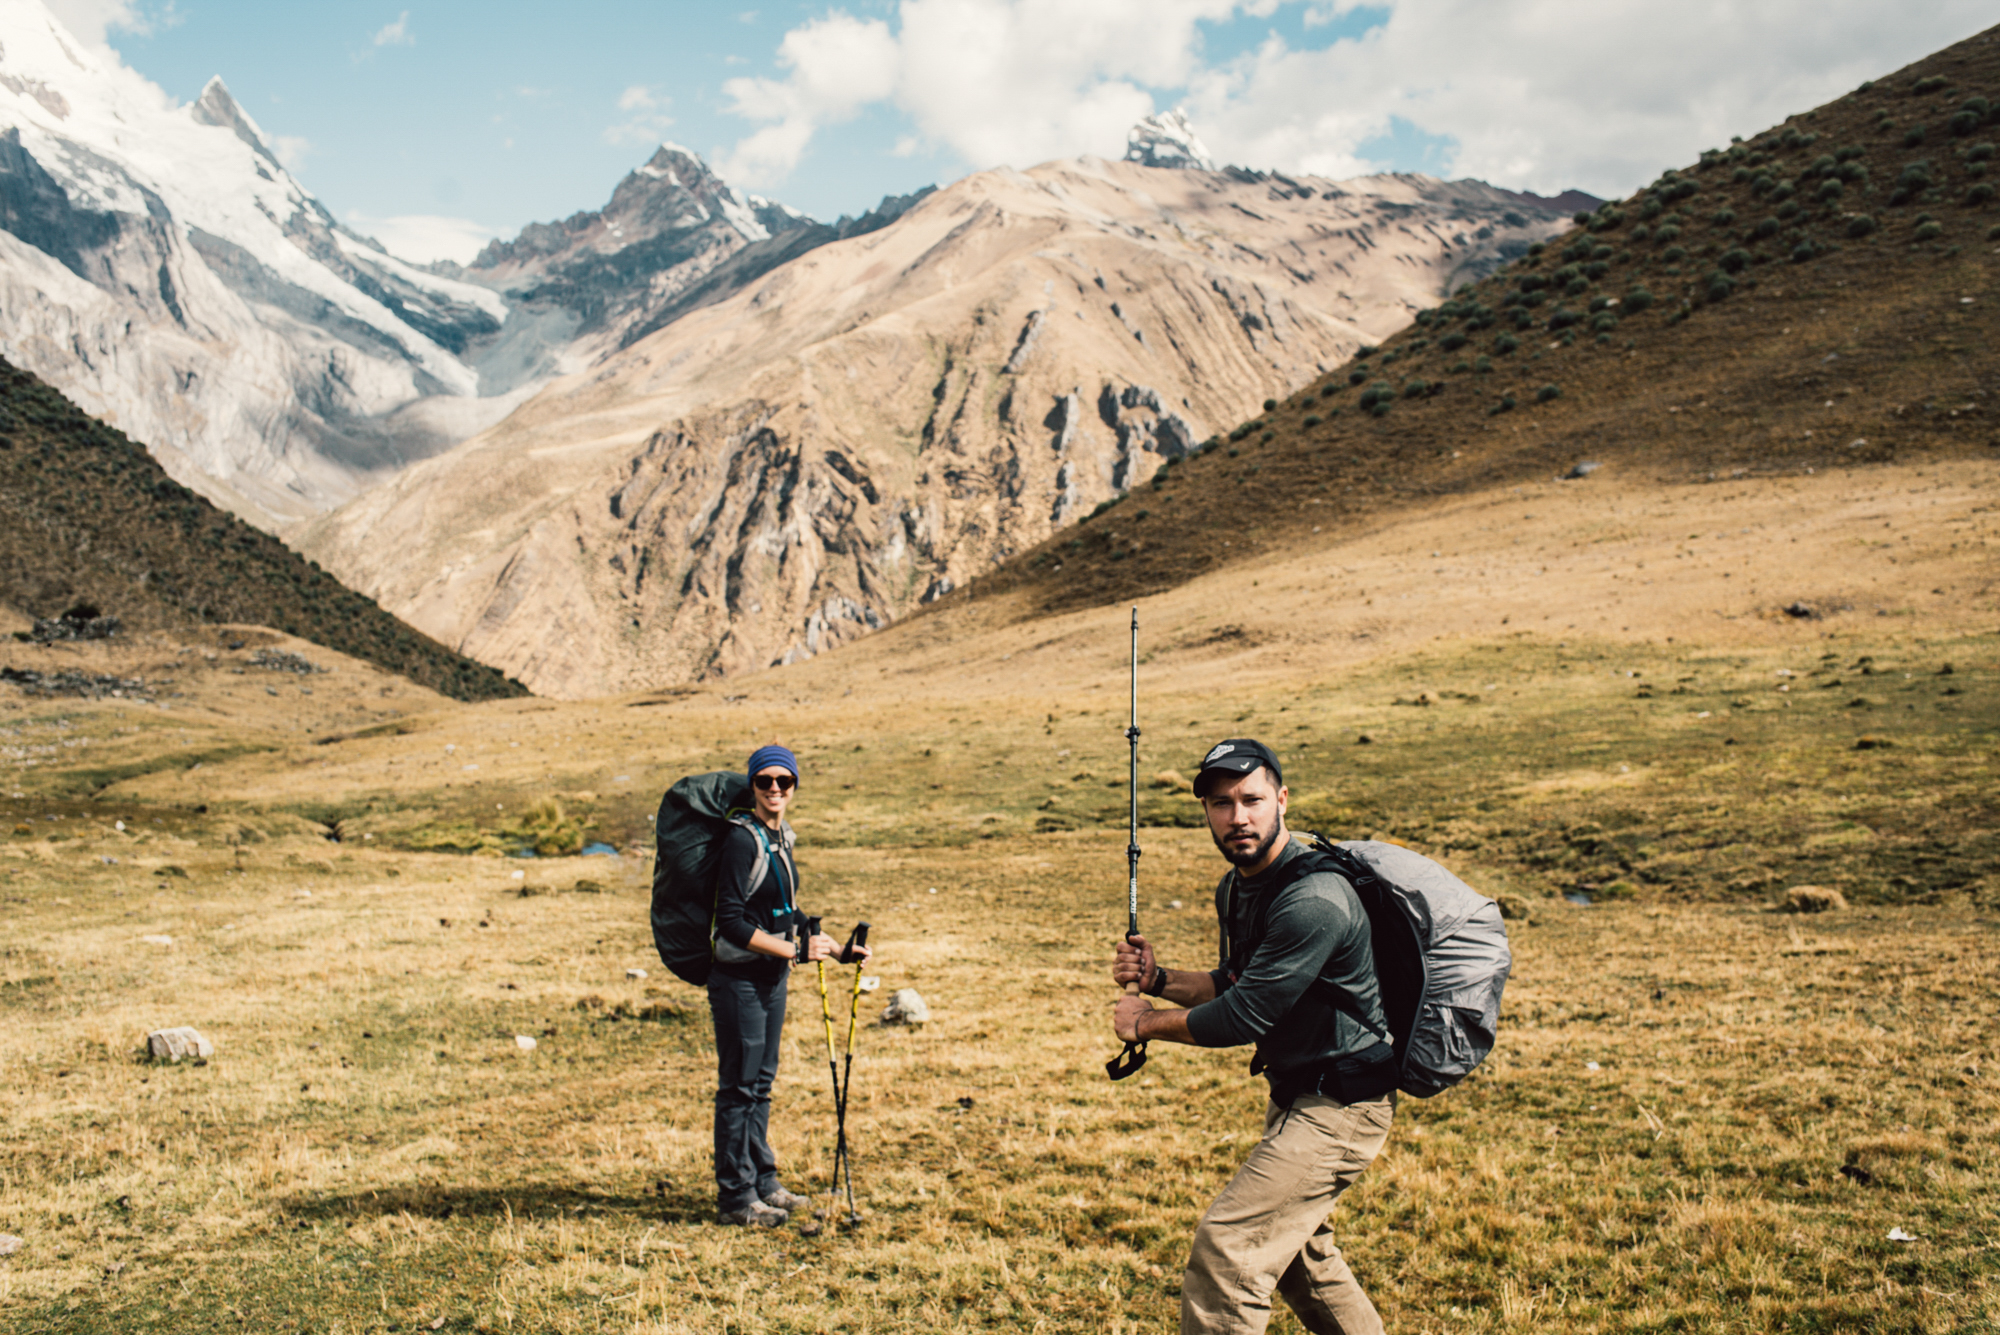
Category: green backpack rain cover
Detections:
[{"x1": 650, "y1": 771, "x2": 754, "y2": 986}]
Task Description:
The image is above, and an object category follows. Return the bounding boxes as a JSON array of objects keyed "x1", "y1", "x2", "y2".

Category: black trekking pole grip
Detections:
[{"x1": 840, "y1": 921, "x2": 870, "y2": 964}]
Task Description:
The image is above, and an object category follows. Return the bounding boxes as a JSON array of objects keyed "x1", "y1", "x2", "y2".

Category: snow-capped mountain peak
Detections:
[{"x1": 1125, "y1": 109, "x2": 1216, "y2": 171}]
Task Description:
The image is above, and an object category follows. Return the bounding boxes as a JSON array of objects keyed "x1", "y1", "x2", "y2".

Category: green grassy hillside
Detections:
[
  {"x1": 961, "y1": 25, "x2": 2000, "y2": 617},
  {"x1": 0, "y1": 357, "x2": 527, "y2": 701}
]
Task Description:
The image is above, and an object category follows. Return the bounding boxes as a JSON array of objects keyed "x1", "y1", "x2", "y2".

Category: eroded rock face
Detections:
[{"x1": 302, "y1": 158, "x2": 1577, "y2": 697}]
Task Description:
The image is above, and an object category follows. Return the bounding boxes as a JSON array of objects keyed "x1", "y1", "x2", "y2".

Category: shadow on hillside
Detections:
[{"x1": 282, "y1": 1180, "x2": 703, "y2": 1224}]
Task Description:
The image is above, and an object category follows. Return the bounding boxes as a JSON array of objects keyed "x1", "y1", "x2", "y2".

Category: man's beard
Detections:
[{"x1": 1215, "y1": 819, "x2": 1282, "y2": 869}]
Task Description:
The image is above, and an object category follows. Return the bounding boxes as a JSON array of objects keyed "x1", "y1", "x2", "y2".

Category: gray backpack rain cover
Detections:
[{"x1": 1308, "y1": 835, "x2": 1513, "y2": 1098}]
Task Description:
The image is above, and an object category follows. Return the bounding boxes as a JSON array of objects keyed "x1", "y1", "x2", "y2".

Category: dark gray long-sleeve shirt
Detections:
[
  {"x1": 1183, "y1": 836, "x2": 1389, "y2": 1077},
  {"x1": 710, "y1": 817, "x2": 799, "y2": 981}
]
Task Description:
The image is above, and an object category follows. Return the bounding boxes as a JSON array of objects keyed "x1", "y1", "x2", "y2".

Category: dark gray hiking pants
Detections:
[{"x1": 707, "y1": 970, "x2": 788, "y2": 1212}]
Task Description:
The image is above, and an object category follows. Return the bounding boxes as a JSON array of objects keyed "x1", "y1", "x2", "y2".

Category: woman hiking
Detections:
[{"x1": 707, "y1": 743, "x2": 868, "y2": 1227}]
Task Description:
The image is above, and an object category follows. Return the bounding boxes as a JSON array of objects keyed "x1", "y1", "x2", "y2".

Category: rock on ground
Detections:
[
  {"x1": 881, "y1": 989, "x2": 930, "y2": 1026},
  {"x1": 1786, "y1": 885, "x2": 1849, "y2": 913},
  {"x1": 146, "y1": 1027, "x2": 214, "y2": 1062}
]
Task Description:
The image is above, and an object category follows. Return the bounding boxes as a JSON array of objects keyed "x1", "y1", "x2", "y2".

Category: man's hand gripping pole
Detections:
[{"x1": 1106, "y1": 605, "x2": 1149, "y2": 1082}]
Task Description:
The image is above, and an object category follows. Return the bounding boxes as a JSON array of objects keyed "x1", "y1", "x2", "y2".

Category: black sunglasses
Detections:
[{"x1": 753, "y1": 774, "x2": 797, "y2": 792}]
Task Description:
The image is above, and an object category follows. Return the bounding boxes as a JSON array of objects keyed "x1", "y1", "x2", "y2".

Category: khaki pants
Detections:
[{"x1": 1181, "y1": 1092, "x2": 1396, "y2": 1335}]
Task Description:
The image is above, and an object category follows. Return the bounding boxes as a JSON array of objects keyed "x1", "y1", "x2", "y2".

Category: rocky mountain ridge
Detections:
[{"x1": 300, "y1": 156, "x2": 1586, "y2": 697}]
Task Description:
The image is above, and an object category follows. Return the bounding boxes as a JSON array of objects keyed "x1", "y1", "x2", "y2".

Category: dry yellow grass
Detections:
[{"x1": 3, "y1": 461, "x2": 1997, "y2": 1332}]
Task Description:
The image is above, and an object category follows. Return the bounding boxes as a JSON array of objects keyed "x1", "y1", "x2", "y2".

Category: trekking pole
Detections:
[
  {"x1": 833, "y1": 922, "x2": 870, "y2": 1226},
  {"x1": 808, "y1": 915, "x2": 845, "y2": 1222},
  {"x1": 1106, "y1": 606, "x2": 1148, "y2": 1081}
]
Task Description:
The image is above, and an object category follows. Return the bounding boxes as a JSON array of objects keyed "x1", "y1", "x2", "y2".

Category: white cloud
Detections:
[
  {"x1": 372, "y1": 11, "x2": 414, "y2": 47},
  {"x1": 347, "y1": 213, "x2": 500, "y2": 266},
  {"x1": 605, "y1": 84, "x2": 676, "y2": 147},
  {"x1": 43, "y1": 0, "x2": 176, "y2": 45},
  {"x1": 270, "y1": 135, "x2": 311, "y2": 170},
  {"x1": 724, "y1": 0, "x2": 1995, "y2": 198},
  {"x1": 717, "y1": 10, "x2": 902, "y2": 185}
]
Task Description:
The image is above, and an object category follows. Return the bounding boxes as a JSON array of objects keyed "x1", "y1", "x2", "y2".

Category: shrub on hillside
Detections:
[
  {"x1": 1910, "y1": 75, "x2": 1948, "y2": 96},
  {"x1": 1547, "y1": 307, "x2": 1582, "y2": 331},
  {"x1": 1263, "y1": 398, "x2": 1278, "y2": 412},
  {"x1": 1583, "y1": 261, "x2": 1610, "y2": 280},
  {"x1": 1536, "y1": 384, "x2": 1560, "y2": 403},
  {"x1": 1968, "y1": 183, "x2": 1997, "y2": 206},
  {"x1": 1903, "y1": 125, "x2": 1928, "y2": 148},
  {"x1": 1630, "y1": 224, "x2": 1651, "y2": 242},
  {"x1": 1718, "y1": 248, "x2": 1752, "y2": 273},
  {"x1": 1949, "y1": 110, "x2": 1981, "y2": 138},
  {"x1": 1663, "y1": 245, "x2": 1687, "y2": 263},
  {"x1": 1847, "y1": 214, "x2": 1879, "y2": 237},
  {"x1": 1349, "y1": 370, "x2": 1368, "y2": 384},
  {"x1": 1712, "y1": 208, "x2": 1738, "y2": 226},
  {"x1": 1474, "y1": 355, "x2": 1493, "y2": 373},
  {"x1": 1303, "y1": 414, "x2": 1323, "y2": 427},
  {"x1": 1488, "y1": 395, "x2": 1516, "y2": 415},
  {"x1": 1439, "y1": 331, "x2": 1469, "y2": 351},
  {"x1": 1623, "y1": 287, "x2": 1656, "y2": 312},
  {"x1": 1817, "y1": 179, "x2": 1844, "y2": 203},
  {"x1": 1970, "y1": 142, "x2": 1996, "y2": 163},
  {"x1": 1914, "y1": 220, "x2": 1944, "y2": 240},
  {"x1": 1706, "y1": 271, "x2": 1737, "y2": 301},
  {"x1": 1591, "y1": 312, "x2": 1619, "y2": 334},
  {"x1": 1492, "y1": 333, "x2": 1520, "y2": 355},
  {"x1": 1356, "y1": 384, "x2": 1394, "y2": 412},
  {"x1": 1752, "y1": 216, "x2": 1781, "y2": 239},
  {"x1": 1401, "y1": 379, "x2": 1430, "y2": 399}
]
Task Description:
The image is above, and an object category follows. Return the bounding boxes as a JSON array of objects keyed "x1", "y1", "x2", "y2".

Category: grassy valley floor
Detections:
[{"x1": 1, "y1": 461, "x2": 1996, "y2": 1333}]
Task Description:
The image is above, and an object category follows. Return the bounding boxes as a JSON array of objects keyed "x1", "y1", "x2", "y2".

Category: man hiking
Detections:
[
  {"x1": 707, "y1": 743, "x2": 869, "y2": 1227},
  {"x1": 1113, "y1": 738, "x2": 1396, "y2": 1335}
]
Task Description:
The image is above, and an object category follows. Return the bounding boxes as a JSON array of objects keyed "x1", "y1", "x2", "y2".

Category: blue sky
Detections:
[{"x1": 74, "y1": 0, "x2": 1994, "y2": 263}]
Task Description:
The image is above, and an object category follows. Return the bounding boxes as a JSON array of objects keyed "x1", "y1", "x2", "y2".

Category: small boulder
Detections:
[
  {"x1": 881, "y1": 988, "x2": 930, "y2": 1027},
  {"x1": 1786, "y1": 886, "x2": 1848, "y2": 914},
  {"x1": 147, "y1": 1027, "x2": 214, "y2": 1062},
  {"x1": 0, "y1": 1233, "x2": 21, "y2": 1257},
  {"x1": 1493, "y1": 892, "x2": 1534, "y2": 922},
  {"x1": 1563, "y1": 461, "x2": 1602, "y2": 480}
]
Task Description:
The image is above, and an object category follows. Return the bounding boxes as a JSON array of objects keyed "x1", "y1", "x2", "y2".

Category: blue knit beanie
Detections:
[{"x1": 747, "y1": 744, "x2": 799, "y2": 782}]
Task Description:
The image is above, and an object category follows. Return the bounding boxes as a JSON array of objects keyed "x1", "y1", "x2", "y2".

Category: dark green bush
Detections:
[
  {"x1": 1915, "y1": 220, "x2": 1944, "y2": 240},
  {"x1": 1492, "y1": 333, "x2": 1519, "y2": 356},
  {"x1": 1712, "y1": 208, "x2": 1737, "y2": 225},
  {"x1": 1968, "y1": 182, "x2": 1996, "y2": 206},
  {"x1": 1663, "y1": 245, "x2": 1687, "y2": 263},
  {"x1": 1303, "y1": 414, "x2": 1323, "y2": 427},
  {"x1": 1752, "y1": 216, "x2": 1781, "y2": 239},
  {"x1": 1970, "y1": 142, "x2": 1997, "y2": 163},
  {"x1": 1356, "y1": 344, "x2": 1379, "y2": 357},
  {"x1": 1838, "y1": 160, "x2": 1869, "y2": 182},
  {"x1": 1565, "y1": 277, "x2": 1590, "y2": 297},
  {"x1": 1348, "y1": 370, "x2": 1368, "y2": 385},
  {"x1": 1583, "y1": 261, "x2": 1610, "y2": 280},
  {"x1": 1591, "y1": 311, "x2": 1619, "y2": 333},
  {"x1": 1949, "y1": 110, "x2": 1980, "y2": 137},
  {"x1": 1903, "y1": 125, "x2": 1928, "y2": 148},
  {"x1": 1356, "y1": 384, "x2": 1393, "y2": 412},
  {"x1": 1518, "y1": 273, "x2": 1548, "y2": 292},
  {"x1": 1718, "y1": 248, "x2": 1751, "y2": 273},
  {"x1": 1623, "y1": 287, "x2": 1655, "y2": 312},
  {"x1": 1706, "y1": 271, "x2": 1737, "y2": 301},
  {"x1": 1631, "y1": 223, "x2": 1652, "y2": 242},
  {"x1": 1835, "y1": 144, "x2": 1866, "y2": 162},
  {"x1": 1488, "y1": 395, "x2": 1516, "y2": 415},
  {"x1": 1262, "y1": 398, "x2": 1278, "y2": 412},
  {"x1": 1847, "y1": 214, "x2": 1878, "y2": 237},
  {"x1": 1321, "y1": 383, "x2": 1341, "y2": 398},
  {"x1": 1911, "y1": 75, "x2": 1948, "y2": 96},
  {"x1": 1439, "y1": 331, "x2": 1468, "y2": 351},
  {"x1": 1817, "y1": 179, "x2": 1844, "y2": 202},
  {"x1": 1777, "y1": 200, "x2": 1802, "y2": 221},
  {"x1": 1547, "y1": 307, "x2": 1582, "y2": 331},
  {"x1": 1655, "y1": 224, "x2": 1681, "y2": 243},
  {"x1": 1402, "y1": 379, "x2": 1430, "y2": 399},
  {"x1": 1474, "y1": 355, "x2": 1493, "y2": 373},
  {"x1": 1535, "y1": 383, "x2": 1560, "y2": 403}
]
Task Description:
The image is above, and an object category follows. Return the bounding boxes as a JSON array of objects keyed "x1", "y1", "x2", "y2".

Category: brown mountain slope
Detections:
[
  {"x1": 0, "y1": 358, "x2": 527, "y2": 701},
  {"x1": 954, "y1": 27, "x2": 2000, "y2": 619},
  {"x1": 298, "y1": 160, "x2": 1577, "y2": 697}
]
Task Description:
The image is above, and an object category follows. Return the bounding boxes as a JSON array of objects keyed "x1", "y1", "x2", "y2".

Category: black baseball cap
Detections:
[{"x1": 1193, "y1": 738, "x2": 1284, "y2": 796}]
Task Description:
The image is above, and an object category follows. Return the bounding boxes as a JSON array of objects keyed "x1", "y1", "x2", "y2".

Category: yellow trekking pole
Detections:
[{"x1": 833, "y1": 922, "x2": 870, "y2": 1226}]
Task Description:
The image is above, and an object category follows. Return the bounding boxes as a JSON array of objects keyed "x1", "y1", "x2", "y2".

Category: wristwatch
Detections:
[{"x1": 1144, "y1": 966, "x2": 1168, "y2": 997}]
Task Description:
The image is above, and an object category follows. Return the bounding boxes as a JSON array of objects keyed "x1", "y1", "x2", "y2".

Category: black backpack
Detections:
[{"x1": 650, "y1": 771, "x2": 763, "y2": 986}]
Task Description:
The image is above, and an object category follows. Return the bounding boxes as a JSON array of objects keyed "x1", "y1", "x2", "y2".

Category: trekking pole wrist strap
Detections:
[{"x1": 1144, "y1": 966, "x2": 1169, "y2": 997}]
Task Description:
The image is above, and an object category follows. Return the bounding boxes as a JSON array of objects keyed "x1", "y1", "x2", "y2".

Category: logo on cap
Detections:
[{"x1": 1204, "y1": 743, "x2": 1236, "y2": 763}]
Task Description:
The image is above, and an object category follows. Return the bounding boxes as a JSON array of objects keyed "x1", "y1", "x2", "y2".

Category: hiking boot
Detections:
[
  {"x1": 717, "y1": 1200, "x2": 788, "y2": 1228},
  {"x1": 761, "y1": 1187, "x2": 809, "y2": 1212}
]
